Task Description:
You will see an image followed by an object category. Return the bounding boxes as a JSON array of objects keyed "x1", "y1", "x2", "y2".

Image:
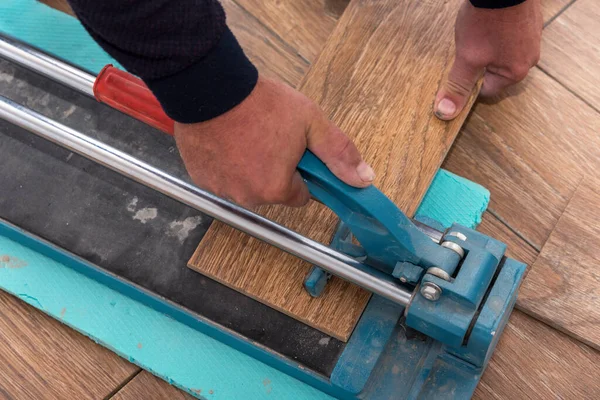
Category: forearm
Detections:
[{"x1": 66, "y1": 0, "x2": 258, "y2": 123}]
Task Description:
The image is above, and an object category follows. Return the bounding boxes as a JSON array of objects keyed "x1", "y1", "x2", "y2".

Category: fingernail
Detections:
[
  {"x1": 436, "y1": 98, "x2": 456, "y2": 118},
  {"x1": 357, "y1": 161, "x2": 376, "y2": 183}
]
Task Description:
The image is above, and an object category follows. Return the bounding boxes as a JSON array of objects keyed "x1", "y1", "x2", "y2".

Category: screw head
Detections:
[{"x1": 420, "y1": 282, "x2": 442, "y2": 301}]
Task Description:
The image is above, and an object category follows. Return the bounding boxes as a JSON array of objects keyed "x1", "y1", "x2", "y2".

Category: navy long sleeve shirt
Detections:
[{"x1": 66, "y1": 0, "x2": 525, "y2": 123}]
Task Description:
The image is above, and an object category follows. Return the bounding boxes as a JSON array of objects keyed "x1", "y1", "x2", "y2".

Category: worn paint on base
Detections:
[{"x1": 0, "y1": 232, "x2": 332, "y2": 400}]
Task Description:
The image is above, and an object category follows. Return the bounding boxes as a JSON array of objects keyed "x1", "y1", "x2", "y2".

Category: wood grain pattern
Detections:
[
  {"x1": 234, "y1": 0, "x2": 337, "y2": 63},
  {"x1": 190, "y1": 0, "x2": 477, "y2": 341},
  {"x1": 539, "y1": 0, "x2": 600, "y2": 110},
  {"x1": 39, "y1": 0, "x2": 309, "y2": 87},
  {"x1": 0, "y1": 290, "x2": 138, "y2": 399},
  {"x1": 324, "y1": 0, "x2": 350, "y2": 18},
  {"x1": 517, "y1": 176, "x2": 600, "y2": 350},
  {"x1": 541, "y1": 0, "x2": 572, "y2": 24},
  {"x1": 473, "y1": 206, "x2": 598, "y2": 399},
  {"x1": 443, "y1": 67, "x2": 600, "y2": 249},
  {"x1": 112, "y1": 371, "x2": 194, "y2": 400},
  {"x1": 477, "y1": 211, "x2": 538, "y2": 267},
  {"x1": 475, "y1": 310, "x2": 600, "y2": 399},
  {"x1": 224, "y1": 0, "x2": 310, "y2": 87}
]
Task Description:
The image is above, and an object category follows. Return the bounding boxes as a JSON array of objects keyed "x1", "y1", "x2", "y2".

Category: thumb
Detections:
[
  {"x1": 306, "y1": 113, "x2": 374, "y2": 188},
  {"x1": 434, "y1": 56, "x2": 483, "y2": 121}
]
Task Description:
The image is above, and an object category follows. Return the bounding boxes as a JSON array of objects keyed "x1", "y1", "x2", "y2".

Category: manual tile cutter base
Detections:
[{"x1": 0, "y1": 36, "x2": 526, "y2": 399}]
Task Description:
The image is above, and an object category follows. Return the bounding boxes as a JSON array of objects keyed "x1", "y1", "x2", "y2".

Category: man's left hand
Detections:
[{"x1": 434, "y1": 0, "x2": 542, "y2": 120}]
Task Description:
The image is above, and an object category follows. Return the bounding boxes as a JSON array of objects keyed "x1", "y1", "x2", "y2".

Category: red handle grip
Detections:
[{"x1": 93, "y1": 65, "x2": 175, "y2": 135}]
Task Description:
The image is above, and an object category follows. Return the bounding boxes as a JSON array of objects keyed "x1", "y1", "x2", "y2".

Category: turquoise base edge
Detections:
[
  {"x1": 0, "y1": 221, "x2": 335, "y2": 400},
  {"x1": 0, "y1": 0, "x2": 122, "y2": 74},
  {"x1": 0, "y1": 1, "x2": 491, "y2": 398}
]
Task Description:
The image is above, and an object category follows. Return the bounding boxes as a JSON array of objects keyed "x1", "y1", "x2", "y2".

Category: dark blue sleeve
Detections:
[
  {"x1": 470, "y1": 0, "x2": 527, "y2": 8},
  {"x1": 66, "y1": 0, "x2": 258, "y2": 123}
]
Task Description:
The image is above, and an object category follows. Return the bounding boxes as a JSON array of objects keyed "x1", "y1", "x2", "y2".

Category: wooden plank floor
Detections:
[
  {"x1": 475, "y1": 212, "x2": 600, "y2": 399},
  {"x1": 542, "y1": 0, "x2": 573, "y2": 24},
  {"x1": 6, "y1": 0, "x2": 600, "y2": 398},
  {"x1": 0, "y1": 290, "x2": 138, "y2": 398},
  {"x1": 443, "y1": 68, "x2": 596, "y2": 250},
  {"x1": 518, "y1": 175, "x2": 600, "y2": 350},
  {"x1": 443, "y1": 0, "x2": 600, "y2": 384},
  {"x1": 475, "y1": 310, "x2": 600, "y2": 399},
  {"x1": 234, "y1": 0, "x2": 338, "y2": 63},
  {"x1": 539, "y1": 0, "x2": 600, "y2": 109},
  {"x1": 112, "y1": 371, "x2": 195, "y2": 400},
  {"x1": 189, "y1": 0, "x2": 477, "y2": 341},
  {"x1": 444, "y1": 0, "x2": 600, "y2": 350}
]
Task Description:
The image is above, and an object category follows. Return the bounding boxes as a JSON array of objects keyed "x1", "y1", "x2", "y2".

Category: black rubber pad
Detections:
[{"x1": 0, "y1": 59, "x2": 344, "y2": 376}]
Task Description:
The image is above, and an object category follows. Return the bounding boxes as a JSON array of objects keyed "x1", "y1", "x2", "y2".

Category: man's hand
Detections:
[
  {"x1": 174, "y1": 77, "x2": 375, "y2": 208},
  {"x1": 434, "y1": 0, "x2": 542, "y2": 120}
]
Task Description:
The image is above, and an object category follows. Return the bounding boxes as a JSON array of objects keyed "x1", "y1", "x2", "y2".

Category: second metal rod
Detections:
[
  {"x1": 0, "y1": 35, "x2": 443, "y2": 244},
  {"x1": 0, "y1": 35, "x2": 95, "y2": 97},
  {"x1": 0, "y1": 96, "x2": 413, "y2": 307}
]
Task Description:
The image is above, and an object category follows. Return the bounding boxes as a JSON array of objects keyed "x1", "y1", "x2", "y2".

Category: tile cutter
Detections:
[{"x1": 0, "y1": 35, "x2": 526, "y2": 399}]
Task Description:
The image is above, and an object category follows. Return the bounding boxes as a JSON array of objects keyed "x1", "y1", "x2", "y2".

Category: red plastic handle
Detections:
[{"x1": 93, "y1": 65, "x2": 175, "y2": 135}]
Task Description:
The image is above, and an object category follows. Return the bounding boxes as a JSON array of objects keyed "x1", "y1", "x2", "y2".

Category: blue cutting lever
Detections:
[
  {"x1": 297, "y1": 150, "x2": 527, "y2": 367},
  {"x1": 297, "y1": 151, "x2": 460, "y2": 276}
]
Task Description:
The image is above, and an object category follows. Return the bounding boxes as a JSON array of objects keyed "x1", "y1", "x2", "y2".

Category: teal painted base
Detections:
[
  {"x1": 0, "y1": 0, "x2": 122, "y2": 74},
  {"x1": 0, "y1": 222, "x2": 333, "y2": 400}
]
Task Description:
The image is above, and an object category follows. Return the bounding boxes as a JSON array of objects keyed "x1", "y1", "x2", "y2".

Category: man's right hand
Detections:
[{"x1": 174, "y1": 77, "x2": 375, "y2": 208}]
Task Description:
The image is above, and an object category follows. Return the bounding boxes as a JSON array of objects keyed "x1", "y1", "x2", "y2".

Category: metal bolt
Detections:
[{"x1": 420, "y1": 282, "x2": 442, "y2": 301}]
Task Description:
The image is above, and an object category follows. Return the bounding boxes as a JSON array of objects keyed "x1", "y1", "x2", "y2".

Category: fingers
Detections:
[
  {"x1": 281, "y1": 171, "x2": 311, "y2": 207},
  {"x1": 434, "y1": 56, "x2": 483, "y2": 121},
  {"x1": 480, "y1": 72, "x2": 517, "y2": 97},
  {"x1": 306, "y1": 112, "x2": 375, "y2": 188},
  {"x1": 480, "y1": 63, "x2": 531, "y2": 97}
]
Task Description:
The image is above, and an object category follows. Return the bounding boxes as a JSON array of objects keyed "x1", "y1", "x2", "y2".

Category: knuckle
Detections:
[
  {"x1": 329, "y1": 136, "x2": 353, "y2": 161},
  {"x1": 509, "y1": 64, "x2": 531, "y2": 82},
  {"x1": 304, "y1": 100, "x2": 324, "y2": 122},
  {"x1": 445, "y1": 78, "x2": 473, "y2": 97},
  {"x1": 231, "y1": 193, "x2": 253, "y2": 208},
  {"x1": 263, "y1": 181, "x2": 288, "y2": 204}
]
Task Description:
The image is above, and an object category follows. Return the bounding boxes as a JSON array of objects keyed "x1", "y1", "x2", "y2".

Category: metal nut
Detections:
[{"x1": 420, "y1": 282, "x2": 442, "y2": 301}]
